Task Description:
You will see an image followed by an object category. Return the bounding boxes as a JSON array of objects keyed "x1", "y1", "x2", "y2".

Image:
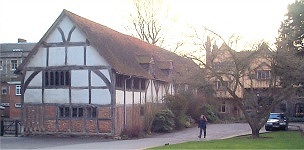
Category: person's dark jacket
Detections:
[{"x1": 198, "y1": 118, "x2": 207, "y2": 128}]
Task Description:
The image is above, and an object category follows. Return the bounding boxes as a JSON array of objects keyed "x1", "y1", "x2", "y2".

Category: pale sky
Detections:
[{"x1": 0, "y1": 0, "x2": 295, "y2": 51}]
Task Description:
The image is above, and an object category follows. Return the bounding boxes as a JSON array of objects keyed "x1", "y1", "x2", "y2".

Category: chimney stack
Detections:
[{"x1": 18, "y1": 38, "x2": 27, "y2": 43}]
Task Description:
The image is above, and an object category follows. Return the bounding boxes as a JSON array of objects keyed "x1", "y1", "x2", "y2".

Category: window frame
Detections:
[
  {"x1": 10, "y1": 60, "x2": 18, "y2": 70},
  {"x1": 45, "y1": 70, "x2": 70, "y2": 88},
  {"x1": 15, "y1": 85, "x2": 21, "y2": 95},
  {"x1": 256, "y1": 70, "x2": 271, "y2": 80},
  {"x1": 1, "y1": 86, "x2": 7, "y2": 95},
  {"x1": 0, "y1": 60, "x2": 3, "y2": 70}
]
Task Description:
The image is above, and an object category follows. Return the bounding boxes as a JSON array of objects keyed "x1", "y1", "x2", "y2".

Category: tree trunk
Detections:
[{"x1": 251, "y1": 127, "x2": 260, "y2": 138}]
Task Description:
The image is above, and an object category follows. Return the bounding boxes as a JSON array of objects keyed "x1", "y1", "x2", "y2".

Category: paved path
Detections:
[{"x1": 0, "y1": 123, "x2": 265, "y2": 150}]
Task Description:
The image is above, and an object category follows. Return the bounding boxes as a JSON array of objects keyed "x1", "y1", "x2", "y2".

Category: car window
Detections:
[{"x1": 269, "y1": 114, "x2": 280, "y2": 119}]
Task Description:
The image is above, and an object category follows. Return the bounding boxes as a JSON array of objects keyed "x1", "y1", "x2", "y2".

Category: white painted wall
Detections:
[
  {"x1": 27, "y1": 47, "x2": 47, "y2": 67},
  {"x1": 91, "y1": 71, "x2": 107, "y2": 86},
  {"x1": 67, "y1": 47, "x2": 84, "y2": 65},
  {"x1": 24, "y1": 89, "x2": 42, "y2": 103},
  {"x1": 28, "y1": 72, "x2": 42, "y2": 87},
  {"x1": 44, "y1": 89, "x2": 69, "y2": 103},
  {"x1": 86, "y1": 46, "x2": 109, "y2": 66},
  {"x1": 71, "y1": 89, "x2": 89, "y2": 103},
  {"x1": 91, "y1": 89, "x2": 111, "y2": 104},
  {"x1": 71, "y1": 70, "x2": 88, "y2": 87},
  {"x1": 48, "y1": 47, "x2": 65, "y2": 66}
]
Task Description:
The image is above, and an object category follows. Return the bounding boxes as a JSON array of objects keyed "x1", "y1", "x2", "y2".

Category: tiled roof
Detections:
[{"x1": 17, "y1": 10, "x2": 201, "y2": 84}]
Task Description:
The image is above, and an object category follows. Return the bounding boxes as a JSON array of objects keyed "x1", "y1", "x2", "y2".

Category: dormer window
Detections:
[{"x1": 256, "y1": 70, "x2": 271, "y2": 80}]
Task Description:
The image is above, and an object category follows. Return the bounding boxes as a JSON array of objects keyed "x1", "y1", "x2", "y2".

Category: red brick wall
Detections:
[{"x1": 23, "y1": 104, "x2": 114, "y2": 135}]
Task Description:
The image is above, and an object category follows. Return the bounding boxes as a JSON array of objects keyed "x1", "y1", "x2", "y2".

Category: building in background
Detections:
[{"x1": 0, "y1": 39, "x2": 36, "y2": 119}]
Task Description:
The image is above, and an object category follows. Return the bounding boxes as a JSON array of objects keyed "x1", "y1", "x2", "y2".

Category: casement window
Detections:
[
  {"x1": 45, "y1": 71, "x2": 70, "y2": 87},
  {"x1": 214, "y1": 81, "x2": 228, "y2": 90},
  {"x1": 11, "y1": 60, "x2": 17, "y2": 70},
  {"x1": 115, "y1": 74, "x2": 146, "y2": 91},
  {"x1": 256, "y1": 70, "x2": 271, "y2": 80},
  {"x1": 0, "y1": 60, "x2": 3, "y2": 70},
  {"x1": 1, "y1": 86, "x2": 7, "y2": 95},
  {"x1": 220, "y1": 101, "x2": 226, "y2": 113},
  {"x1": 15, "y1": 85, "x2": 21, "y2": 95},
  {"x1": 59, "y1": 106, "x2": 97, "y2": 118},
  {"x1": 72, "y1": 107, "x2": 84, "y2": 118},
  {"x1": 115, "y1": 74, "x2": 124, "y2": 88}
]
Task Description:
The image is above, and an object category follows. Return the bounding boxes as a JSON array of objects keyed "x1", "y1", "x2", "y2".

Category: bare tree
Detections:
[
  {"x1": 186, "y1": 27, "x2": 295, "y2": 138},
  {"x1": 126, "y1": 0, "x2": 183, "y2": 52}
]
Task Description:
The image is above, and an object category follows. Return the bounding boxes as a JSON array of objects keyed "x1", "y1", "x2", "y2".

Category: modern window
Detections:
[
  {"x1": 256, "y1": 70, "x2": 271, "y2": 80},
  {"x1": 45, "y1": 71, "x2": 70, "y2": 87},
  {"x1": 1, "y1": 86, "x2": 7, "y2": 95},
  {"x1": 16, "y1": 85, "x2": 21, "y2": 95},
  {"x1": 11, "y1": 60, "x2": 17, "y2": 70}
]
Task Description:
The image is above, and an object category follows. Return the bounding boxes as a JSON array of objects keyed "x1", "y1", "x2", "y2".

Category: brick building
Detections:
[{"x1": 0, "y1": 40, "x2": 35, "y2": 119}]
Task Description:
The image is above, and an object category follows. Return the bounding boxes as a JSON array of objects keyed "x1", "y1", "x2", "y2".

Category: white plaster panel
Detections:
[
  {"x1": 91, "y1": 71, "x2": 106, "y2": 86},
  {"x1": 28, "y1": 72, "x2": 42, "y2": 87},
  {"x1": 67, "y1": 46, "x2": 84, "y2": 65},
  {"x1": 71, "y1": 89, "x2": 89, "y2": 103},
  {"x1": 44, "y1": 89, "x2": 69, "y2": 103},
  {"x1": 100, "y1": 69, "x2": 111, "y2": 81},
  {"x1": 115, "y1": 90, "x2": 124, "y2": 104},
  {"x1": 91, "y1": 89, "x2": 111, "y2": 105},
  {"x1": 69, "y1": 28, "x2": 86, "y2": 42},
  {"x1": 125, "y1": 91, "x2": 133, "y2": 104},
  {"x1": 133, "y1": 92, "x2": 141, "y2": 104},
  {"x1": 24, "y1": 71, "x2": 33, "y2": 84},
  {"x1": 86, "y1": 46, "x2": 109, "y2": 66},
  {"x1": 27, "y1": 47, "x2": 47, "y2": 67},
  {"x1": 49, "y1": 47, "x2": 65, "y2": 66},
  {"x1": 46, "y1": 29, "x2": 64, "y2": 43},
  {"x1": 71, "y1": 70, "x2": 88, "y2": 87},
  {"x1": 58, "y1": 16, "x2": 74, "y2": 40},
  {"x1": 24, "y1": 89, "x2": 42, "y2": 103}
]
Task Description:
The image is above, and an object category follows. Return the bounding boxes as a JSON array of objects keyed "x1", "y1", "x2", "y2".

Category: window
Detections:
[
  {"x1": 59, "y1": 106, "x2": 70, "y2": 118},
  {"x1": 45, "y1": 71, "x2": 70, "y2": 87},
  {"x1": 295, "y1": 103, "x2": 304, "y2": 118},
  {"x1": 11, "y1": 60, "x2": 17, "y2": 70},
  {"x1": 2, "y1": 86, "x2": 7, "y2": 95},
  {"x1": 115, "y1": 74, "x2": 124, "y2": 88},
  {"x1": 16, "y1": 85, "x2": 21, "y2": 95},
  {"x1": 86, "y1": 107, "x2": 97, "y2": 118},
  {"x1": 214, "y1": 81, "x2": 228, "y2": 90},
  {"x1": 0, "y1": 60, "x2": 3, "y2": 70},
  {"x1": 256, "y1": 70, "x2": 271, "y2": 80},
  {"x1": 59, "y1": 106, "x2": 97, "y2": 118},
  {"x1": 220, "y1": 101, "x2": 226, "y2": 113}
]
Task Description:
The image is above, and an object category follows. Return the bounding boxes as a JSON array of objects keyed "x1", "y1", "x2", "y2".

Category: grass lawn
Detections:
[{"x1": 150, "y1": 131, "x2": 304, "y2": 149}]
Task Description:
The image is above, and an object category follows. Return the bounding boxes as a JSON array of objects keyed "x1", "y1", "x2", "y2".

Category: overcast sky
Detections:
[{"x1": 0, "y1": 0, "x2": 295, "y2": 51}]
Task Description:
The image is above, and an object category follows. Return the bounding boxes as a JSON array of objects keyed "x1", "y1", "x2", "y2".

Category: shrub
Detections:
[
  {"x1": 164, "y1": 94, "x2": 189, "y2": 129},
  {"x1": 200, "y1": 104, "x2": 220, "y2": 123},
  {"x1": 151, "y1": 109, "x2": 175, "y2": 132}
]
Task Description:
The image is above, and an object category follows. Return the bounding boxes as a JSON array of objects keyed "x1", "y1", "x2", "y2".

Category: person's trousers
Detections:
[{"x1": 199, "y1": 127, "x2": 206, "y2": 138}]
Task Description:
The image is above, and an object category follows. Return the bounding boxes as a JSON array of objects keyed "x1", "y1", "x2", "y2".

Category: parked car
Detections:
[{"x1": 265, "y1": 113, "x2": 288, "y2": 131}]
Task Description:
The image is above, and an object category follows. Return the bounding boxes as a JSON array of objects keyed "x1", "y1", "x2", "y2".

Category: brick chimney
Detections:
[{"x1": 18, "y1": 38, "x2": 27, "y2": 43}]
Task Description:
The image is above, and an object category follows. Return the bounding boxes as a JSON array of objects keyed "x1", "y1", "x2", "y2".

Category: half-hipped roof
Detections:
[{"x1": 16, "y1": 9, "x2": 200, "y2": 84}]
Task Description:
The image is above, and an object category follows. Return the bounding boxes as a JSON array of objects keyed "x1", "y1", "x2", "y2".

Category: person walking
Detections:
[{"x1": 198, "y1": 114, "x2": 208, "y2": 138}]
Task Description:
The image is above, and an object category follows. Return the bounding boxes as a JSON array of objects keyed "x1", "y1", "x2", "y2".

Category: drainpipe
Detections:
[{"x1": 124, "y1": 75, "x2": 132, "y2": 130}]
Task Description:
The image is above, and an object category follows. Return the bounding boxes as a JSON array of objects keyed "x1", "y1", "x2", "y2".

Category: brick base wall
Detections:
[{"x1": 22, "y1": 104, "x2": 113, "y2": 136}]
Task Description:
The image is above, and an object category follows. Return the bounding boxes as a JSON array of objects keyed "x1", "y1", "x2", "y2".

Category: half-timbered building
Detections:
[{"x1": 15, "y1": 10, "x2": 200, "y2": 136}]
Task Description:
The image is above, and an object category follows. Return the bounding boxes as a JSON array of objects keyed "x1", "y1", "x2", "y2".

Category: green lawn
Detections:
[{"x1": 150, "y1": 131, "x2": 304, "y2": 149}]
